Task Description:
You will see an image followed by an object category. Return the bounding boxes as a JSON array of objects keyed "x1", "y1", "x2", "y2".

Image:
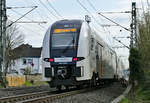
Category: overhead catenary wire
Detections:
[
  {"x1": 97, "y1": 13, "x2": 131, "y2": 31},
  {"x1": 25, "y1": 0, "x2": 52, "y2": 29},
  {"x1": 86, "y1": 0, "x2": 98, "y2": 13},
  {"x1": 113, "y1": 36, "x2": 130, "y2": 39},
  {"x1": 86, "y1": 0, "x2": 106, "y2": 31},
  {"x1": 20, "y1": 24, "x2": 43, "y2": 36},
  {"x1": 91, "y1": 23, "x2": 106, "y2": 33},
  {"x1": 46, "y1": 0, "x2": 63, "y2": 19},
  {"x1": 15, "y1": 21, "x2": 47, "y2": 23},
  {"x1": 76, "y1": 0, "x2": 104, "y2": 31},
  {"x1": 87, "y1": 0, "x2": 131, "y2": 54},
  {"x1": 7, "y1": 6, "x2": 38, "y2": 9},
  {"x1": 77, "y1": 0, "x2": 130, "y2": 53},
  {"x1": 98, "y1": 11, "x2": 131, "y2": 14},
  {"x1": 77, "y1": 0, "x2": 114, "y2": 47},
  {"x1": 86, "y1": 0, "x2": 114, "y2": 45},
  {"x1": 28, "y1": 0, "x2": 50, "y2": 21},
  {"x1": 87, "y1": 0, "x2": 131, "y2": 32},
  {"x1": 23, "y1": 0, "x2": 51, "y2": 21},
  {"x1": 10, "y1": 9, "x2": 46, "y2": 29},
  {"x1": 147, "y1": 0, "x2": 150, "y2": 8},
  {"x1": 113, "y1": 37, "x2": 130, "y2": 49},
  {"x1": 8, "y1": 12, "x2": 43, "y2": 37},
  {"x1": 31, "y1": 0, "x2": 52, "y2": 21},
  {"x1": 38, "y1": 0, "x2": 60, "y2": 19},
  {"x1": 6, "y1": 6, "x2": 38, "y2": 29}
]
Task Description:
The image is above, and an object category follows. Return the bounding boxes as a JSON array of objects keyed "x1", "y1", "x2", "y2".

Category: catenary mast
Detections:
[{"x1": 0, "y1": 0, "x2": 7, "y2": 86}]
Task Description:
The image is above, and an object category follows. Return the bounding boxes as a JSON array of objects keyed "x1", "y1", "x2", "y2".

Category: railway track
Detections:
[
  {"x1": 0, "y1": 87, "x2": 99, "y2": 103},
  {"x1": 0, "y1": 91, "x2": 50, "y2": 103},
  {"x1": 0, "y1": 85, "x2": 50, "y2": 98}
]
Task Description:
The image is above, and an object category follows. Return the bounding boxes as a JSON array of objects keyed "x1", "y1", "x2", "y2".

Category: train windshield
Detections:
[{"x1": 51, "y1": 32, "x2": 77, "y2": 48}]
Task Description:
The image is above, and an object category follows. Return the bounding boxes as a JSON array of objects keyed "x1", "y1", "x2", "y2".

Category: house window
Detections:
[
  {"x1": 23, "y1": 59, "x2": 27, "y2": 65},
  {"x1": 23, "y1": 58, "x2": 33, "y2": 65},
  {"x1": 27, "y1": 59, "x2": 33, "y2": 64}
]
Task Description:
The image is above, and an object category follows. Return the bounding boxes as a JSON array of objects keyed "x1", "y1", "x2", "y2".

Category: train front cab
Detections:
[{"x1": 42, "y1": 20, "x2": 92, "y2": 89}]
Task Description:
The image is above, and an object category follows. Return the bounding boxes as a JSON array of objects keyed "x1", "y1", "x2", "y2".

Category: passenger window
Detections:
[
  {"x1": 95, "y1": 44, "x2": 98, "y2": 54},
  {"x1": 91, "y1": 38, "x2": 94, "y2": 51}
]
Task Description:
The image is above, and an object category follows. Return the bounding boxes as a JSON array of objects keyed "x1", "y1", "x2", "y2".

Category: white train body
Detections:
[{"x1": 41, "y1": 20, "x2": 125, "y2": 88}]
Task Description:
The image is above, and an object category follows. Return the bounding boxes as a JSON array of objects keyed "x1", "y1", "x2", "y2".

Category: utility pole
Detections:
[
  {"x1": 0, "y1": 0, "x2": 7, "y2": 87},
  {"x1": 130, "y1": 2, "x2": 137, "y2": 48}
]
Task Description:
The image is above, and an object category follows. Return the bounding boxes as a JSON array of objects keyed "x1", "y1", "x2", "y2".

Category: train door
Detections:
[
  {"x1": 115, "y1": 54, "x2": 118, "y2": 79},
  {"x1": 96, "y1": 43, "x2": 103, "y2": 77},
  {"x1": 95, "y1": 44, "x2": 100, "y2": 74},
  {"x1": 99, "y1": 46, "x2": 103, "y2": 77}
]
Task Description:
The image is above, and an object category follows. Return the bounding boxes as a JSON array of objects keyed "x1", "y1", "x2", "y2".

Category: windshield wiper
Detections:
[
  {"x1": 62, "y1": 32, "x2": 76, "y2": 54},
  {"x1": 62, "y1": 39, "x2": 74, "y2": 53}
]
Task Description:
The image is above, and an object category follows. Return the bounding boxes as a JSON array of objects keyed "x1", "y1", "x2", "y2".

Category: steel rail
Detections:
[
  {"x1": 0, "y1": 91, "x2": 50, "y2": 103},
  {"x1": 16, "y1": 87, "x2": 99, "y2": 103},
  {"x1": 0, "y1": 87, "x2": 100, "y2": 103}
]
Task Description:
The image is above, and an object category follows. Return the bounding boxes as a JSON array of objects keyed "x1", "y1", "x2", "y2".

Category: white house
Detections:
[{"x1": 9, "y1": 44, "x2": 42, "y2": 74}]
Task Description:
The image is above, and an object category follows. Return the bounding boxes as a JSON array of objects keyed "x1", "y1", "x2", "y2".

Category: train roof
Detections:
[
  {"x1": 53, "y1": 19, "x2": 83, "y2": 26},
  {"x1": 91, "y1": 30, "x2": 116, "y2": 54},
  {"x1": 51, "y1": 19, "x2": 116, "y2": 54}
]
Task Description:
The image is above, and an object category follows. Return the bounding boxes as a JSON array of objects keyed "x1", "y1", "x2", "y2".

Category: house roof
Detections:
[{"x1": 13, "y1": 44, "x2": 42, "y2": 59}]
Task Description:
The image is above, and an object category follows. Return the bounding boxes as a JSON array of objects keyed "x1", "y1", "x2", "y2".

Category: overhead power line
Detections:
[
  {"x1": 112, "y1": 46, "x2": 127, "y2": 49},
  {"x1": 98, "y1": 12, "x2": 131, "y2": 31},
  {"x1": 38, "y1": 0, "x2": 59, "y2": 19},
  {"x1": 31, "y1": 0, "x2": 52, "y2": 21},
  {"x1": 86, "y1": 0, "x2": 115, "y2": 45},
  {"x1": 87, "y1": 0, "x2": 97, "y2": 12},
  {"x1": 101, "y1": 24, "x2": 118, "y2": 27},
  {"x1": 7, "y1": 19, "x2": 43, "y2": 36},
  {"x1": 86, "y1": 0, "x2": 131, "y2": 32},
  {"x1": 10, "y1": 8, "x2": 46, "y2": 29},
  {"x1": 7, "y1": 6, "x2": 37, "y2": 9},
  {"x1": 46, "y1": 0, "x2": 63, "y2": 19},
  {"x1": 113, "y1": 37, "x2": 130, "y2": 49},
  {"x1": 86, "y1": 0, "x2": 106, "y2": 31},
  {"x1": 147, "y1": 0, "x2": 150, "y2": 8},
  {"x1": 76, "y1": 0, "x2": 104, "y2": 30},
  {"x1": 6, "y1": 6, "x2": 38, "y2": 29},
  {"x1": 15, "y1": 21, "x2": 47, "y2": 24},
  {"x1": 20, "y1": 24, "x2": 42, "y2": 36},
  {"x1": 98, "y1": 11, "x2": 131, "y2": 14},
  {"x1": 113, "y1": 36, "x2": 130, "y2": 39}
]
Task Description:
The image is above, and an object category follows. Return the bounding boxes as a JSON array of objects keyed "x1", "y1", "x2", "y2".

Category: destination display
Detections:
[{"x1": 53, "y1": 28, "x2": 77, "y2": 33}]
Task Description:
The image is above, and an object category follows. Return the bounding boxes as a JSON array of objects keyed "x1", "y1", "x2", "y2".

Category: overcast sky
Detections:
[{"x1": 6, "y1": 0, "x2": 149, "y2": 68}]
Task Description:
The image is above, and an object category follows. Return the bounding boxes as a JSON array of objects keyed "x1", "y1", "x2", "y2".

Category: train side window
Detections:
[
  {"x1": 95, "y1": 45, "x2": 98, "y2": 54},
  {"x1": 91, "y1": 38, "x2": 94, "y2": 51}
]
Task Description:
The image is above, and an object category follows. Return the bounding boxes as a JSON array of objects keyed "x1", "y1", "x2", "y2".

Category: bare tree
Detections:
[
  {"x1": 0, "y1": 22, "x2": 24, "y2": 87},
  {"x1": 5, "y1": 22, "x2": 24, "y2": 72}
]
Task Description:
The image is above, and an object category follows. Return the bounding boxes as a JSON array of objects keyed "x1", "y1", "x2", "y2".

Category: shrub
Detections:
[{"x1": 24, "y1": 81, "x2": 32, "y2": 86}]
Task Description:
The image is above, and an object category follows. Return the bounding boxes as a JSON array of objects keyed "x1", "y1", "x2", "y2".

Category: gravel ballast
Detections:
[
  {"x1": 51, "y1": 82, "x2": 125, "y2": 103},
  {"x1": 0, "y1": 85, "x2": 51, "y2": 98},
  {"x1": 0, "y1": 82, "x2": 124, "y2": 103}
]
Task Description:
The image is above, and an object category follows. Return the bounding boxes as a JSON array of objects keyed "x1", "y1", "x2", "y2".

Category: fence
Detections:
[{"x1": 6, "y1": 75, "x2": 25, "y2": 87}]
